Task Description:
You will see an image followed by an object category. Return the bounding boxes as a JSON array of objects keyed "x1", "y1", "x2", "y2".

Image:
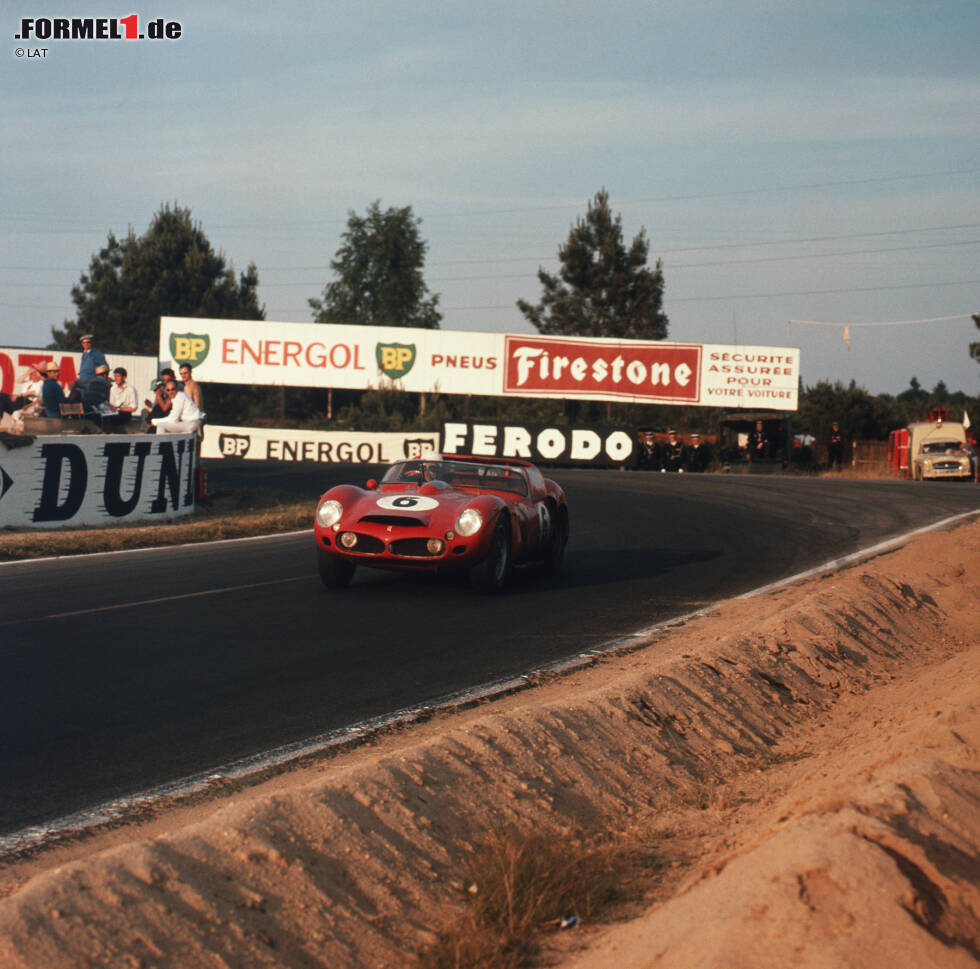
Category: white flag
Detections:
[{"x1": 964, "y1": 410, "x2": 972, "y2": 430}]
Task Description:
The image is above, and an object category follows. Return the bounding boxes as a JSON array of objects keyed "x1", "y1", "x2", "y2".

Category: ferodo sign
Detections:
[
  {"x1": 0, "y1": 433, "x2": 198, "y2": 529},
  {"x1": 159, "y1": 317, "x2": 799, "y2": 410},
  {"x1": 441, "y1": 421, "x2": 634, "y2": 467}
]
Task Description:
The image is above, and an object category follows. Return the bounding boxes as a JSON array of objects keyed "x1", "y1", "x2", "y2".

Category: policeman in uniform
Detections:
[
  {"x1": 688, "y1": 432, "x2": 712, "y2": 472},
  {"x1": 663, "y1": 429, "x2": 688, "y2": 472},
  {"x1": 634, "y1": 428, "x2": 661, "y2": 471}
]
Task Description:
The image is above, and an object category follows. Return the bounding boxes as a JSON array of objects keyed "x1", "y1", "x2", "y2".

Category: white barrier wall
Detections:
[
  {"x1": 201, "y1": 422, "x2": 636, "y2": 467},
  {"x1": 0, "y1": 432, "x2": 197, "y2": 529},
  {"x1": 202, "y1": 425, "x2": 438, "y2": 464},
  {"x1": 159, "y1": 317, "x2": 801, "y2": 409}
]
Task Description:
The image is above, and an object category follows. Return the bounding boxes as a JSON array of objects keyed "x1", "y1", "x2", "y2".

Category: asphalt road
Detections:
[{"x1": 1, "y1": 467, "x2": 977, "y2": 836}]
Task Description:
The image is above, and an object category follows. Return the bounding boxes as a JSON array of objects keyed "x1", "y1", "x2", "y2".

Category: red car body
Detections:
[{"x1": 314, "y1": 454, "x2": 569, "y2": 593}]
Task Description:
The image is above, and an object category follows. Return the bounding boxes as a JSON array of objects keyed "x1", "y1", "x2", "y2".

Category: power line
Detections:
[
  {"x1": 3, "y1": 168, "x2": 978, "y2": 231},
  {"x1": 3, "y1": 226, "x2": 977, "y2": 279}
]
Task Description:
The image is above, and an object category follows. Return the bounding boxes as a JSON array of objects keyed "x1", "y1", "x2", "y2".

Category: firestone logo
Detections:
[
  {"x1": 15, "y1": 15, "x2": 182, "y2": 41},
  {"x1": 503, "y1": 335, "x2": 702, "y2": 403}
]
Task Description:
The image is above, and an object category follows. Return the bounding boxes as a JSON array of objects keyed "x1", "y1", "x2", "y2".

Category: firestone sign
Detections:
[{"x1": 159, "y1": 317, "x2": 800, "y2": 409}]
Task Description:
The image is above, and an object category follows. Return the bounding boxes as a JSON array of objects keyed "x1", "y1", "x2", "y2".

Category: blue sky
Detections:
[{"x1": 3, "y1": 0, "x2": 978, "y2": 396}]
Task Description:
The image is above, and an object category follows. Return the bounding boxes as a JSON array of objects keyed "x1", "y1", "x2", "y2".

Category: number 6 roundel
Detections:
[{"x1": 376, "y1": 494, "x2": 440, "y2": 511}]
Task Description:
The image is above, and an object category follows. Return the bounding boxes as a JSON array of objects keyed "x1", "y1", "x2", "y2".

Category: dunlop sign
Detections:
[{"x1": 0, "y1": 432, "x2": 198, "y2": 529}]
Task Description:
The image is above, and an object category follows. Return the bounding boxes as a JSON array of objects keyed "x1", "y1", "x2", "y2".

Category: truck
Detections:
[{"x1": 889, "y1": 411, "x2": 974, "y2": 481}]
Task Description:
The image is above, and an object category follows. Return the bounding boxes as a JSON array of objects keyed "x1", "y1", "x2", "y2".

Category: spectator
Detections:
[
  {"x1": 69, "y1": 363, "x2": 112, "y2": 411},
  {"x1": 140, "y1": 368, "x2": 176, "y2": 429},
  {"x1": 151, "y1": 378, "x2": 202, "y2": 434},
  {"x1": 107, "y1": 366, "x2": 138, "y2": 426},
  {"x1": 178, "y1": 363, "x2": 203, "y2": 409},
  {"x1": 77, "y1": 334, "x2": 107, "y2": 379},
  {"x1": 1, "y1": 363, "x2": 44, "y2": 416},
  {"x1": 828, "y1": 422, "x2": 844, "y2": 470},
  {"x1": 749, "y1": 420, "x2": 769, "y2": 461},
  {"x1": 41, "y1": 361, "x2": 69, "y2": 416}
]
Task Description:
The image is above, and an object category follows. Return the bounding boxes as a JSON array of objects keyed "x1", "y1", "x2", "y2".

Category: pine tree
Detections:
[
  {"x1": 51, "y1": 204, "x2": 264, "y2": 354},
  {"x1": 517, "y1": 189, "x2": 668, "y2": 341}
]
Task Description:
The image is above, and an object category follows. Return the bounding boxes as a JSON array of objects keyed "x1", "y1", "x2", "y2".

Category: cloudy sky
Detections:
[{"x1": 3, "y1": 0, "x2": 978, "y2": 395}]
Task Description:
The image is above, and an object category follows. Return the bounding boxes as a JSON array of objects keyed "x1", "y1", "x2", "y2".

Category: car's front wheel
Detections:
[
  {"x1": 318, "y1": 549, "x2": 355, "y2": 589},
  {"x1": 470, "y1": 518, "x2": 511, "y2": 594}
]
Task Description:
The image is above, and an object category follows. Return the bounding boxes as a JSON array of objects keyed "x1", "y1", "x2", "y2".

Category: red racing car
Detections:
[{"x1": 314, "y1": 454, "x2": 569, "y2": 593}]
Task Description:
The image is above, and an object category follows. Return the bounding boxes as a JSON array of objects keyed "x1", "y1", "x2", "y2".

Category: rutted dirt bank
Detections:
[{"x1": 0, "y1": 520, "x2": 977, "y2": 969}]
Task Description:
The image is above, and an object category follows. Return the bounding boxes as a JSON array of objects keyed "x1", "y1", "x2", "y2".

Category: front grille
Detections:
[
  {"x1": 390, "y1": 538, "x2": 442, "y2": 558},
  {"x1": 358, "y1": 515, "x2": 425, "y2": 527},
  {"x1": 347, "y1": 534, "x2": 386, "y2": 554},
  {"x1": 934, "y1": 461, "x2": 962, "y2": 471}
]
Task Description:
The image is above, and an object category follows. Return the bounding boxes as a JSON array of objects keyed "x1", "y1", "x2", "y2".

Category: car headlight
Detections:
[
  {"x1": 455, "y1": 507, "x2": 483, "y2": 537},
  {"x1": 316, "y1": 499, "x2": 343, "y2": 528}
]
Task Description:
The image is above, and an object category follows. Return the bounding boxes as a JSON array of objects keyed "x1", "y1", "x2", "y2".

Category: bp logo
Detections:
[
  {"x1": 376, "y1": 342, "x2": 416, "y2": 379},
  {"x1": 169, "y1": 332, "x2": 210, "y2": 367}
]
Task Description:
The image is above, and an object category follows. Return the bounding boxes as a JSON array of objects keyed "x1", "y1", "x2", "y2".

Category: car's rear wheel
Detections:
[
  {"x1": 470, "y1": 518, "x2": 511, "y2": 594},
  {"x1": 543, "y1": 507, "x2": 568, "y2": 575},
  {"x1": 318, "y1": 549, "x2": 355, "y2": 589}
]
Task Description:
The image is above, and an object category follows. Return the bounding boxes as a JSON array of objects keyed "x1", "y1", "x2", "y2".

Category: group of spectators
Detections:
[
  {"x1": 140, "y1": 363, "x2": 203, "y2": 434},
  {"x1": 0, "y1": 334, "x2": 203, "y2": 435},
  {"x1": 634, "y1": 428, "x2": 713, "y2": 473}
]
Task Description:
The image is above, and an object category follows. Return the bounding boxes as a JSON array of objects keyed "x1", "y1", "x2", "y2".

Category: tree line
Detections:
[{"x1": 49, "y1": 199, "x2": 976, "y2": 440}]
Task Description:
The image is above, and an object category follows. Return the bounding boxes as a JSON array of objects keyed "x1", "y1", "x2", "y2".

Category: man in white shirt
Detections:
[
  {"x1": 106, "y1": 366, "x2": 139, "y2": 427},
  {"x1": 151, "y1": 378, "x2": 201, "y2": 434}
]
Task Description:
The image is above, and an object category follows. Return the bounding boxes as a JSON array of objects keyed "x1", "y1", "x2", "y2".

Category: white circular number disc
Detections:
[{"x1": 376, "y1": 494, "x2": 440, "y2": 511}]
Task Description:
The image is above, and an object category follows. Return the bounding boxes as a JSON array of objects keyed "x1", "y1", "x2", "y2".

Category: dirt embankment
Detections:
[{"x1": 1, "y1": 521, "x2": 978, "y2": 969}]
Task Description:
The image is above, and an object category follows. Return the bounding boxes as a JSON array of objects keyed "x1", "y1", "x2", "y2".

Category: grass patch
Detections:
[
  {"x1": 0, "y1": 488, "x2": 312, "y2": 561},
  {"x1": 417, "y1": 821, "x2": 663, "y2": 969}
]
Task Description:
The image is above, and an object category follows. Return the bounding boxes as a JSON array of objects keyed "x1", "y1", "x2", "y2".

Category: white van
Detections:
[{"x1": 907, "y1": 420, "x2": 971, "y2": 480}]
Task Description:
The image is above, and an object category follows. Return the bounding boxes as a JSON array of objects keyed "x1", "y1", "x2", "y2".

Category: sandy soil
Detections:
[{"x1": 1, "y1": 519, "x2": 978, "y2": 969}]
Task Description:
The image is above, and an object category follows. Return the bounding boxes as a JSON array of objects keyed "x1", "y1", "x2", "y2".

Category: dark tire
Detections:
[
  {"x1": 318, "y1": 549, "x2": 355, "y2": 589},
  {"x1": 470, "y1": 518, "x2": 511, "y2": 594},
  {"x1": 543, "y1": 507, "x2": 568, "y2": 575}
]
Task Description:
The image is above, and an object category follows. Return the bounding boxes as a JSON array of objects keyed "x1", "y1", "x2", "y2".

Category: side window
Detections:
[{"x1": 525, "y1": 466, "x2": 547, "y2": 500}]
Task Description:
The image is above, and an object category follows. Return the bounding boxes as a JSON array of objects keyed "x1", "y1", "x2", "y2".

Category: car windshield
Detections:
[
  {"x1": 921, "y1": 441, "x2": 961, "y2": 454},
  {"x1": 382, "y1": 459, "x2": 528, "y2": 496}
]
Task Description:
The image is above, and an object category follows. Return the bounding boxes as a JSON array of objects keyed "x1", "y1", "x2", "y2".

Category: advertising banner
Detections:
[
  {"x1": 159, "y1": 317, "x2": 800, "y2": 410},
  {"x1": 0, "y1": 346, "x2": 157, "y2": 403},
  {"x1": 441, "y1": 421, "x2": 635, "y2": 467},
  {"x1": 201, "y1": 425, "x2": 439, "y2": 464},
  {"x1": 0, "y1": 432, "x2": 198, "y2": 528}
]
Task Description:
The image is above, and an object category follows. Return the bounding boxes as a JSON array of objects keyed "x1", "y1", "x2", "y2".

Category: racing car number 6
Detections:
[{"x1": 376, "y1": 495, "x2": 440, "y2": 511}]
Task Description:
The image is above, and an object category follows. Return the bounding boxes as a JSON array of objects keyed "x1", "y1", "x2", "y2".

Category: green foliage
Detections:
[
  {"x1": 50, "y1": 204, "x2": 264, "y2": 355},
  {"x1": 517, "y1": 189, "x2": 668, "y2": 341},
  {"x1": 795, "y1": 378, "x2": 977, "y2": 442},
  {"x1": 310, "y1": 200, "x2": 441, "y2": 329}
]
